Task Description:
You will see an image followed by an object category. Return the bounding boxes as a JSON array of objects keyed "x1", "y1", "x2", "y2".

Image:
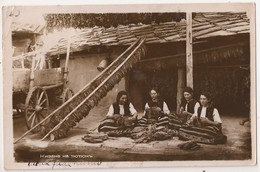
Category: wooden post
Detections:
[
  {"x1": 125, "y1": 73, "x2": 130, "y2": 97},
  {"x1": 186, "y1": 12, "x2": 193, "y2": 88},
  {"x1": 176, "y1": 67, "x2": 185, "y2": 113},
  {"x1": 64, "y1": 40, "x2": 71, "y2": 83},
  {"x1": 29, "y1": 55, "x2": 35, "y2": 88},
  {"x1": 21, "y1": 53, "x2": 24, "y2": 68}
]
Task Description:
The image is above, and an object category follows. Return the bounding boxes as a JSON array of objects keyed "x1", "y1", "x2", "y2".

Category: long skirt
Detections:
[
  {"x1": 168, "y1": 113, "x2": 185, "y2": 130},
  {"x1": 98, "y1": 116, "x2": 136, "y2": 132},
  {"x1": 164, "y1": 113, "x2": 227, "y2": 144},
  {"x1": 178, "y1": 124, "x2": 227, "y2": 144},
  {"x1": 98, "y1": 118, "x2": 121, "y2": 132}
]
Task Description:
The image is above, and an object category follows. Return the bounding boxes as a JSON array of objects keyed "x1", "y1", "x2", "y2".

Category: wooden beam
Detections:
[
  {"x1": 176, "y1": 67, "x2": 185, "y2": 113},
  {"x1": 125, "y1": 73, "x2": 130, "y2": 97},
  {"x1": 42, "y1": 82, "x2": 64, "y2": 90},
  {"x1": 29, "y1": 55, "x2": 35, "y2": 88},
  {"x1": 64, "y1": 40, "x2": 71, "y2": 83},
  {"x1": 186, "y1": 12, "x2": 193, "y2": 88}
]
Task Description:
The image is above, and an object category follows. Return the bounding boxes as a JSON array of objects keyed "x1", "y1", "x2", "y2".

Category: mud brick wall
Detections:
[{"x1": 60, "y1": 47, "x2": 126, "y2": 108}]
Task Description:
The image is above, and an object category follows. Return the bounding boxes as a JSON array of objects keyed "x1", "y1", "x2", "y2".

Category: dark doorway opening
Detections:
[{"x1": 128, "y1": 67, "x2": 177, "y2": 112}]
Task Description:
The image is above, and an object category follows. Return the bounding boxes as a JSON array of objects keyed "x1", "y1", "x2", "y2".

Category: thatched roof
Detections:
[
  {"x1": 11, "y1": 22, "x2": 45, "y2": 35},
  {"x1": 46, "y1": 12, "x2": 249, "y2": 56}
]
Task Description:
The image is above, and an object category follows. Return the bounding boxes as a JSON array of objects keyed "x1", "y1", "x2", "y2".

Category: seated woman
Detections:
[
  {"x1": 98, "y1": 91, "x2": 137, "y2": 132},
  {"x1": 168, "y1": 87, "x2": 200, "y2": 130},
  {"x1": 178, "y1": 87, "x2": 200, "y2": 122},
  {"x1": 137, "y1": 88, "x2": 170, "y2": 127},
  {"x1": 178, "y1": 91, "x2": 227, "y2": 144}
]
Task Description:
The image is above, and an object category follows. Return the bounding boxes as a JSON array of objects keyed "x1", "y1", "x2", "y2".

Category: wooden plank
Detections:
[
  {"x1": 13, "y1": 69, "x2": 30, "y2": 92},
  {"x1": 29, "y1": 56, "x2": 35, "y2": 88},
  {"x1": 42, "y1": 82, "x2": 64, "y2": 90},
  {"x1": 164, "y1": 35, "x2": 180, "y2": 41},
  {"x1": 193, "y1": 26, "x2": 222, "y2": 38},
  {"x1": 192, "y1": 24, "x2": 215, "y2": 32},
  {"x1": 186, "y1": 12, "x2": 193, "y2": 89},
  {"x1": 226, "y1": 25, "x2": 250, "y2": 32},
  {"x1": 34, "y1": 68, "x2": 64, "y2": 86}
]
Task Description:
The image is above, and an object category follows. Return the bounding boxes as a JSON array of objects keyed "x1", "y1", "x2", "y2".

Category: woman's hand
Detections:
[
  {"x1": 183, "y1": 111, "x2": 189, "y2": 115},
  {"x1": 201, "y1": 117, "x2": 221, "y2": 127},
  {"x1": 200, "y1": 117, "x2": 211, "y2": 125},
  {"x1": 145, "y1": 107, "x2": 150, "y2": 111},
  {"x1": 106, "y1": 114, "x2": 120, "y2": 120},
  {"x1": 154, "y1": 107, "x2": 162, "y2": 112},
  {"x1": 131, "y1": 113, "x2": 138, "y2": 119},
  {"x1": 184, "y1": 122, "x2": 190, "y2": 127},
  {"x1": 186, "y1": 118, "x2": 193, "y2": 125},
  {"x1": 113, "y1": 114, "x2": 121, "y2": 120},
  {"x1": 129, "y1": 116, "x2": 136, "y2": 120}
]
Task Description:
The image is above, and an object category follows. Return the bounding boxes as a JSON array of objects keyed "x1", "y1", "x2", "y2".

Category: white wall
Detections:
[{"x1": 60, "y1": 50, "x2": 126, "y2": 107}]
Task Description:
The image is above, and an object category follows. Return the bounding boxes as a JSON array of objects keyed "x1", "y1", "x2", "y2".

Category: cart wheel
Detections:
[
  {"x1": 62, "y1": 87, "x2": 74, "y2": 103},
  {"x1": 25, "y1": 87, "x2": 49, "y2": 132}
]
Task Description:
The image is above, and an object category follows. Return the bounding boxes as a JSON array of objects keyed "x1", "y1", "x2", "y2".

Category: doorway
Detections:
[{"x1": 128, "y1": 67, "x2": 177, "y2": 112}]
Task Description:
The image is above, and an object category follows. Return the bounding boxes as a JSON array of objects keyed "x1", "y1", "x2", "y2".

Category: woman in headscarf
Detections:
[
  {"x1": 179, "y1": 87, "x2": 200, "y2": 122},
  {"x1": 137, "y1": 88, "x2": 170, "y2": 127},
  {"x1": 98, "y1": 91, "x2": 137, "y2": 132},
  {"x1": 178, "y1": 91, "x2": 227, "y2": 144},
  {"x1": 168, "y1": 87, "x2": 200, "y2": 130}
]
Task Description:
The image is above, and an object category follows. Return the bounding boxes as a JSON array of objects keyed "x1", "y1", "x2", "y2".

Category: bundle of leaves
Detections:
[
  {"x1": 44, "y1": 13, "x2": 185, "y2": 32},
  {"x1": 131, "y1": 125, "x2": 178, "y2": 143},
  {"x1": 82, "y1": 131, "x2": 109, "y2": 143}
]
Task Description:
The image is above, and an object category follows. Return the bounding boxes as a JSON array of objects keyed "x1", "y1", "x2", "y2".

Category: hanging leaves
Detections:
[
  {"x1": 194, "y1": 67, "x2": 250, "y2": 114},
  {"x1": 44, "y1": 13, "x2": 185, "y2": 32}
]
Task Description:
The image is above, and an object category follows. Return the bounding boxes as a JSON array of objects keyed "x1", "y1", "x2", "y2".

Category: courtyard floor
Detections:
[{"x1": 13, "y1": 106, "x2": 252, "y2": 162}]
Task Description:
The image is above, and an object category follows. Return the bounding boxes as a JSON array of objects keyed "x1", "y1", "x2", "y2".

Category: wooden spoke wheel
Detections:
[
  {"x1": 62, "y1": 87, "x2": 74, "y2": 103},
  {"x1": 25, "y1": 87, "x2": 49, "y2": 133}
]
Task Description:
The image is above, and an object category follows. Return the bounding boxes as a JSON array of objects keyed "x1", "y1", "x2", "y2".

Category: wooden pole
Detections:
[
  {"x1": 176, "y1": 67, "x2": 185, "y2": 113},
  {"x1": 21, "y1": 53, "x2": 24, "y2": 68},
  {"x1": 186, "y1": 12, "x2": 193, "y2": 89},
  {"x1": 125, "y1": 73, "x2": 130, "y2": 97},
  {"x1": 64, "y1": 40, "x2": 71, "y2": 83},
  {"x1": 29, "y1": 55, "x2": 35, "y2": 88}
]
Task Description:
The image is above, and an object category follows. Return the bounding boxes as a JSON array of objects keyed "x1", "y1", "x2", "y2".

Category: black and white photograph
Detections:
[{"x1": 2, "y1": 3, "x2": 256, "y2": 169}]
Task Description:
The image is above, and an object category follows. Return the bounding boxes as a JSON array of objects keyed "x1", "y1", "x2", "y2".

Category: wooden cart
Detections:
[{"x1": 12, "y1": 48, "x2": 74, "y2": 132}]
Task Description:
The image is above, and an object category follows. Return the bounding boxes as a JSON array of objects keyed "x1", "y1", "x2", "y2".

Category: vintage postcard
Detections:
[{"x1": 2, "y1": 3, "x2": 256, "y2": 169}]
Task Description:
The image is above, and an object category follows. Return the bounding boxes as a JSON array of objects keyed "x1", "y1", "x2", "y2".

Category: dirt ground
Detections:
[{"x1": 13, "y1": 105, "x2": 252, "y2": 162}]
